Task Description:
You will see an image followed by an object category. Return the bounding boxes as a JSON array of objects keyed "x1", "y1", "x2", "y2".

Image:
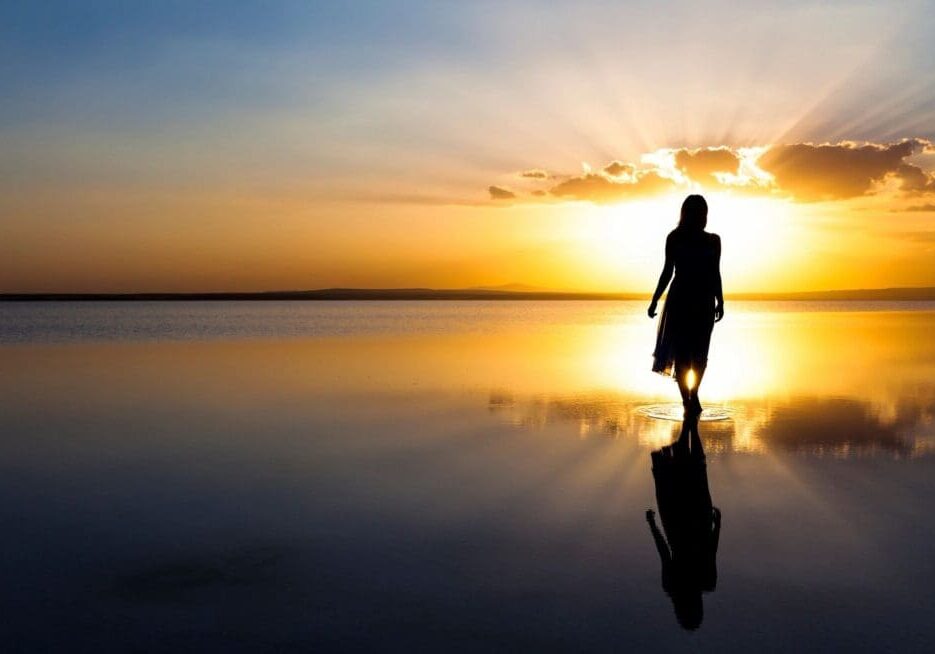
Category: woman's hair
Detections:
[{"x1": 678, "y1": 194, "x2": 708, "y2": 232}]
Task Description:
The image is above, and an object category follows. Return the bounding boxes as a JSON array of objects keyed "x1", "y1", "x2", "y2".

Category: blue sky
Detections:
[{"x1": 3, "y1": 1, "x2": 934, "y2": 186}]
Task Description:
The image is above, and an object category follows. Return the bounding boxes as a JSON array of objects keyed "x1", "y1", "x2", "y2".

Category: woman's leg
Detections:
[
  {"x1": 675, "y1": 363, "x2": 692, "y2": 409},
  {"x1": 691, "y1": 363, "x2": 707, "y2": 412}
]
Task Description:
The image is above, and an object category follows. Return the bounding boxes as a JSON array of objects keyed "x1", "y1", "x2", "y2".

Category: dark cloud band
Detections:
[{"x1": 488, "y1": 185, "x2": 516, "y2": 200}]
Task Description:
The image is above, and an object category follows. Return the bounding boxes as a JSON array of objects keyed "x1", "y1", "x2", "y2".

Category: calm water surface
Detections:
[{"x1": 1, "y1": 302, "x2": 934, "y2": 651}]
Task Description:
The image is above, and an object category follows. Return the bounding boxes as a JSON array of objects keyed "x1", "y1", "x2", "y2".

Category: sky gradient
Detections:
[{"x1": 3, "y1": 0, "x2": 935, "y2": 293}]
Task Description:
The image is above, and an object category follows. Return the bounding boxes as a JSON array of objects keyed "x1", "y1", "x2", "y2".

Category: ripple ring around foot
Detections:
[{"x1": 635, "y1": 403, "x2": 733, "y2": 422}]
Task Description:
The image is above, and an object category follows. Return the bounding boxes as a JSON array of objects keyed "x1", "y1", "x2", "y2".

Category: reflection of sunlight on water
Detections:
[
  {"x1": 574, "y1": 307, "x2": 935, "y2": 428},
  {"x1": 635, "y1": 416, "x2": 682, "y2": 451},
  {"x1": 24, "y1": 303, "x2": 925, "y2": 460},
  {"x1": 481, "y1": 307, "x2": 935, "y2": 459},
  {"x1": 238, "y1": 305, "x2": 935, "y2": 459},
  {"x1": 580, "y1": 309, "x2": 785, "y2": 403},
  {"x1": 728, "y1": 405, "x2": 770, "y2": 454}
]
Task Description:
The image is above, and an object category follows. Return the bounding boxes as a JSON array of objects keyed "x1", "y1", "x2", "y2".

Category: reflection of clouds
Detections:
[
  {"x1": 488, "y1": 392, "x2": 933, "y2": 459},
  {"x1": 758, "y1": 397, "x2": 927, "y2": 458}
]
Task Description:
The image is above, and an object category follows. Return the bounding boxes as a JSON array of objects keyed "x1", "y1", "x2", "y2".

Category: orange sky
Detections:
[{"x1": 2, "y1": 1, "x2": 935, "y2": 293}]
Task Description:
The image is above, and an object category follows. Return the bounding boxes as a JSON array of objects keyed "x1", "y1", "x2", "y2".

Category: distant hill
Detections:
[
  {"x1": 3, "y1": 286, "x2": 935, "y2": 301},
  {"x1": 467, "y1": 283, "x2": 575, "y2": 293}
]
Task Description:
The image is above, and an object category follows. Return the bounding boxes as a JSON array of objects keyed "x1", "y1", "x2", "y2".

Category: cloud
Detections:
[
  {"x1": 904, "y1": 203, "x2": 935, "y2": 212},
  {"x1": 756, "y1": 139, "x2": 932, "y2": 201},
  {"x1": 895, "y1": 164, "x2": 935, "y2": 193},
  {"x1": 674, "y1": 147, "x2": 740, "y2": 182},
  {"x1": 602, "y1": 161, "x2": 635, "y2": 177},
  {"x1": 549, "y1": 171, "x2": 675, "y2": 202},
  {"x1": 488, "y1": 185, "x2": 516, "y2": 200},
  {"x1": 489, "y1": 138, "x2": 935, "y2": 204}
]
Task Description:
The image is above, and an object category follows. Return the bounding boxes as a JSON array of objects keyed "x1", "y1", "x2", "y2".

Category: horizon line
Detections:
[{"x1": 4, "y1": 285, "x2": 935, "y2": 302}]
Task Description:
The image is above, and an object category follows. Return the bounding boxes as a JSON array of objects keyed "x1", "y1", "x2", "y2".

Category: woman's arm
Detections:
[
  {"x1": 714, "y1": 235, "x2": 724, "y2": 322},
  {"x1": 646, "y1": 509, "x2": 672, "y2": 564},
  {"x1": 648, "y1": 234, "x2": 674, "y2": 318}
]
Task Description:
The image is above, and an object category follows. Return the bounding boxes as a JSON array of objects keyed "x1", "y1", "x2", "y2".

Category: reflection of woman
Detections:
[
  {"x1": 646, "y1": 416, "x2": 721, "y2": 631},
  {"x1": 648, "y1": 195, "x2": 724, "y2": 416}
]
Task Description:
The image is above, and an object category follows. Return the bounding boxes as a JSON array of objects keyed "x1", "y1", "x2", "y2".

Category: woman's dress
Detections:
[{"x1": 652, "y1": 230, "x2": 720, "y2": 377}]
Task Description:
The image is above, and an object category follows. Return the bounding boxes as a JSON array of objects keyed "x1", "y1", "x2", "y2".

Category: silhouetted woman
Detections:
[{"x1": 648, "y1": 194, "x2": 724, "y2": 416}]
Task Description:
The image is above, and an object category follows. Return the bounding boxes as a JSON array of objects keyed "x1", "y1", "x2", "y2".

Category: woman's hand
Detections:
[
  {"x1": 647, "y1": 300, "x2": 658, "y2": 318},
  {"x1": 714, "y1": 301, "x2": 724, "y2": 323}
]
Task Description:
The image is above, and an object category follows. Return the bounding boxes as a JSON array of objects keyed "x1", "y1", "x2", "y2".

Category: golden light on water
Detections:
[
  {"x1": 4, "y1": 303, "x2": 932, "y2": 461},
  {"x1": 1, "y1": 303, "x2": 917, "y2": 459},
  {"x1": 137, "y1": 303, "x2": 933, "y2": 460},
  {"x1": 456, "y1": 304, "x2": 935, "y2": 457}
]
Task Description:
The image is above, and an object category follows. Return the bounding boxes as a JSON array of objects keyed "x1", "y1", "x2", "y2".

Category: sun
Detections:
[
  {"x1": 705, "y1": 192, "x2": 799, "y2": 290},
  {"x1": 564, "y1": 190, "x2": 801, "y2": 293}
]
